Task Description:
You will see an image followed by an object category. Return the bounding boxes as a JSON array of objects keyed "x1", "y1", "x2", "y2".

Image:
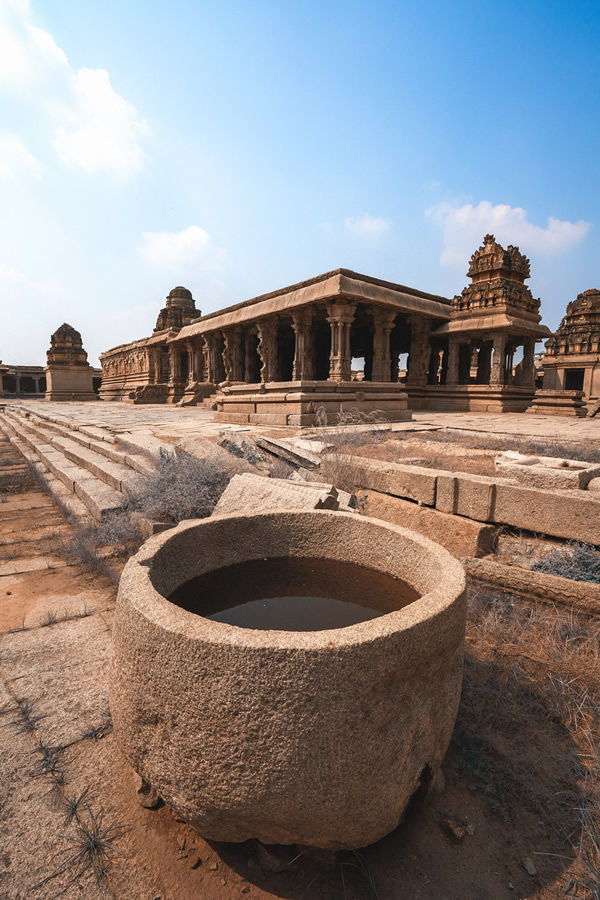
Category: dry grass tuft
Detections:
[
  {"x1": 127, "y1": 447, "x2": 234, "y2": 523},
  {"x1": 455, "y1": 587, "x2": 600, "y2": 895}
]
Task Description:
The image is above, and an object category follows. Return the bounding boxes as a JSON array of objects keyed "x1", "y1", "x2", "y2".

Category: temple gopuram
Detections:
[{"x1": 99, "y1": 236, "x2": 552, "y2": 425}]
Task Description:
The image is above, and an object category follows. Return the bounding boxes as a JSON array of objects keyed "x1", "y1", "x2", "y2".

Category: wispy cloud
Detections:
[
  {"x1": 0, "y1": 261, "x2": 58, "y2": 293},
  {"x1": 54, "y1": 68, "x2": 147, "y2": 177},
  {"x1": 344, "y1": 213, "x2": 392, "y2": 237},
  {"x1": 0, "y1": 134, "x2": 42, "y2": 179},
  {"x1": 139, "y1": 226, "x2": 226, "y2": 274},
  {"x1": 427, "y1": 200, "x2": 591, "y2": 267},
  {"x1": 0, "y1": 2, "x2": 147, "y2": 178}
]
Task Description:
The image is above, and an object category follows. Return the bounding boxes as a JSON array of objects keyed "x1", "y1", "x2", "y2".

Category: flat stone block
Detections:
[
  {"x1": 364, "y1": 491, "x2": 496, "y2": 559},
  {"x1": 436, "y1": 474, "x2": 458, "y2": 514},
  {"x1": 249, "y1": 413, "x2": 290, "y2": 425},
  {"x1": 454, "y1": 474, "x2": 496, "y2": 522}
]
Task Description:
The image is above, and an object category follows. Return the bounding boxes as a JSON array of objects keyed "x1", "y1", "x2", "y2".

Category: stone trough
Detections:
[{"x1": 110, "y1": 510, "x2": 466, "y2": 850}]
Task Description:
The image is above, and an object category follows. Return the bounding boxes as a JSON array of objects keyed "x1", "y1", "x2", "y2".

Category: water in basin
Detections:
[{"x1": 168, "y1": 556, "x2": 420, "y2": 631}]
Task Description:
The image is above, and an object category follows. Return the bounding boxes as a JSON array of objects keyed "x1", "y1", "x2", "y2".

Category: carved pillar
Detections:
[
  {"x1": 291, "y1": 310, "x2": 313, "y2": 381},
  {"x1": 406, "y1": 317, "x2": 432, "y2": 385},
  {"x1": 223, "y1": 327, "x2": 243, "y2": 382},
  {"x1": 15, "y1": 374, "x2": 21, "y2": 396},
  {"x1": 490, "y1": 333, "x2": 507, "y2": 386},
  {"x1": 203, "y1": 333, "x2": 225, "y2": 383},
  {"x1": 371, "y1": 309, "x2": 396, "y2": 382},
  {"x1": 183, "y1": 341, "x2": 194, "y2": 385},
  {"x1": 446, "y1": 338, "x2": 460, "y2": 385},
  {"x1": 168, "y1": 346, "x2": 181, "y2": 384},
  {"x1": 326, "y1": 302, "x2": 356, "y2": 382},
  {"x1": 521, "y1": 338, "x2": 536, "y2": 387},
  {"x1": 257, "y1": 319, "x2": 279, "y2": 383},
  {"x1": 34, "y1": 377, "x2": 40, "y2": 394}
]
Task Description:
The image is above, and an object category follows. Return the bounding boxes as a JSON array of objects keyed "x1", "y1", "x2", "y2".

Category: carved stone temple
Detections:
[
  {"x1": 45, "y1": 323, "x2": 97, "y2": 402},
  {"x1": 99, "y1": 236, "x2": 552, "y2": 425},
  {"x1": 539, "y1": 288, "x2": 600, "y2": 410}
]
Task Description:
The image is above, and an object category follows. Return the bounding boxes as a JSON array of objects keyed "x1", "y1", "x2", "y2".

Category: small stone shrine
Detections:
[
  {"x1": 541, "y1": 288, "x2": 600, "y2": 405},
  {"x1": 45, "y1": 323, "x2": 97, "y2": 401}
]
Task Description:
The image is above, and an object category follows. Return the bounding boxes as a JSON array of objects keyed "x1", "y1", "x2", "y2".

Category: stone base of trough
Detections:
[
  {"x1": 465, "y1": 557, "x2": 600, "y2": 615},
  {"x1": 362, "y1": 491, "x2": 496, "y2": 559}
]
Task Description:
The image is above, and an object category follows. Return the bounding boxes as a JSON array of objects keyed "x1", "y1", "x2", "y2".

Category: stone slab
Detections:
[
  {"x1": 212, "y1": 472, "x2": 340, "y2": 516},
  {"x1": 320, "y1": 454, "x2": 438, "y2": 505},
  {"x1": 465, "y1": 557, "x2": 600, "y2": 615},
  {"x1": 362, "y1": 490, "x2": 496, "y2": 558}
]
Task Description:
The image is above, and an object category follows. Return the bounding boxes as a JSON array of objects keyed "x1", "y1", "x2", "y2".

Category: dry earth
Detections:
[{"x1": 1, "y1": 427, "x2": 599, "y2": 899}]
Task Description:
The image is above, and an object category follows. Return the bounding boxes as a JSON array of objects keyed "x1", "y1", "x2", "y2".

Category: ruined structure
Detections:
[
  {"x1": 45, "y1": 323, "x2": 97, "y2": 401},
  {"x1": 416, "y1": 235, "x2": 552, "y2": 411},
  {"x1": 541, "y1": 289, "x2": 600, "y2": 406},
  {"x1": 100, "y1": 286, "x2": 200, "y2": 403},
  {"x1": 99, "y1": 236, "x2": 552, "y2": 423},
  {"x1": 101, "y1": 270, "x2": 453, "y2": 424}
]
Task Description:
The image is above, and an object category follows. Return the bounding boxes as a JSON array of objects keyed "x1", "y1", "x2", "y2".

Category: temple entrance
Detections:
[{"x1": 565, "y1": 368, "x2": 585, "y2": 391}]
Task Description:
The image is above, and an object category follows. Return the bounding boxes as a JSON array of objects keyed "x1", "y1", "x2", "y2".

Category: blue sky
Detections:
[{"x1": 1, "y1": 0, "x2": 598, "y2": 365}]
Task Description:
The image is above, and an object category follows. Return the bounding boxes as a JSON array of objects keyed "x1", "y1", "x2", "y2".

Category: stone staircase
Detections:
[{"x1": 0, "y1": 405, "x2": 156, "y2": 521}]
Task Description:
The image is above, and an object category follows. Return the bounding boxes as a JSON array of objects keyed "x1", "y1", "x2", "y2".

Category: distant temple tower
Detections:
[
  {"x1": 45, "y1": 324, "x2": 97, "y2": 401},
  {"x1": 427, "y1": 234, "x2": 551, "y2": 411},
  {"x1": 153, "y1": 286, "x2": 199, "y2": 333},
  {"x1": 542, "y1": 289, "x2": 600, "y2": 404}
]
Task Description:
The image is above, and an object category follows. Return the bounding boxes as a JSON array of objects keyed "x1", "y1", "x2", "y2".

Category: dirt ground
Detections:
[{"x1": 1, "y1": 432, "x2": 599, "y2": 899}]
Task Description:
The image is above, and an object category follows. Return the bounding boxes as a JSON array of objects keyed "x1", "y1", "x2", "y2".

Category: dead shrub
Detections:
[
  {"x1": 127, "y1": 447, "x2": 234, "y2": 523},
  {"x1": 532, "y1": 542, "x2": 600, "y2": 584},
  {"x1": 63, "y1": 510, "x2": 143, "y2": 574}
]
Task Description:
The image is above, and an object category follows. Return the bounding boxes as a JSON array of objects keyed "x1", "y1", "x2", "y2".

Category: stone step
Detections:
[
  {"x1": 6, "y1": 406, "x2": 155, "y2": 477},
  {"x1": 0, "y1": 414, "x2": 124, "y2": 520},
  {"x1": 4, "y1": 410, "x2": 145, "y2": 494}
]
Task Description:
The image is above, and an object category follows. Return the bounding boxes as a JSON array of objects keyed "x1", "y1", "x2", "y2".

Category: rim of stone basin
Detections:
[{"x1": 118, "y1": 509, "x2": 466, "y2": 650}]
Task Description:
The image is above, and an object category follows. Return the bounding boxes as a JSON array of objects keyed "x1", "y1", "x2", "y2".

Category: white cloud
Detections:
[
  {"x1": 139, "y1": 226, "x2": 226, "y2": 273},
  {"x1": 25, "y1": 23, "x2": 68, "y2": 68},
  {"x1": 0, "y1": 134, "x2": 42, "y2": 179},
  {"x1": 0, "y1": 261, "x2": 57, "y2": 293},
  {"x1": 344, "y1": 213, "x2": 392, "y2": 237},
  {"x1": 427, "y1": 200, "x2": 591, "y2": 267},
  {"x1": 54, "y1": 68, "x2": 147, "y2": 177},
  {"x1": 0, "y1": 4, "x2": 147, "y2": 178}
]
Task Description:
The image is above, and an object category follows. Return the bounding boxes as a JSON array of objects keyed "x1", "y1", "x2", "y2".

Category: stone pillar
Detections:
[
  {"x1": 202, "y1": 334, "x2": 222, "y2": 384},
  {"x1": 15, "y1": 374, "x2": 21, "y2": 396},
  {"x1": 291, "y1": 310, "x2": 313, "y2": 381},
  {"x1": 223, "y1": 327, "x2": 244, "y2": 382},
  {"x1": 406, "y1": 317, "x2": 431, "y2": 385},
  {"x1": 326, "y1": 302, "x2": 356, "y2": 382},
  {"x1": 168, "y1": 346, "x2": 181, "y2": 384},
  {"x1": 476, "y1": 345, "x2": 492, "y2": 384},
  {"x1": 446, "y1": 338, "x2": 460, "y2": 385},
  {"x1": 521, "y1": 338, "x2": 536, "y2": 387},
  {"x1": 34, "y1": 377, "x2": 40, "y2": 394},
  {"x1": 490, "y1": 333, "x2": 507, "y2": 386},
  {"x1": 371, "y1": 309, "x2": 396, "y2": 382},
  {"x1": 257, "y1": 319, "x2": 279, "y2": 383}
]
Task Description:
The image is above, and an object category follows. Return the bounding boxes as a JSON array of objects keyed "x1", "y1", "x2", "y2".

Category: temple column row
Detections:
[{"x1": 163, "y1": 304, "x2": 440, "y2": 386}]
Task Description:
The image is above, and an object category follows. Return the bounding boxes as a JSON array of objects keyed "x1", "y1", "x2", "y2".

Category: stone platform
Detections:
[
  {"x1": 526, "y1": 389, "x2": 588, "y2": 417},
  {"x1": 213, "y1": 380, "x2": 412, "y2": 426},
  {"x1": 407, "y1": 383, "x2": 535, "y2": 413}
]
